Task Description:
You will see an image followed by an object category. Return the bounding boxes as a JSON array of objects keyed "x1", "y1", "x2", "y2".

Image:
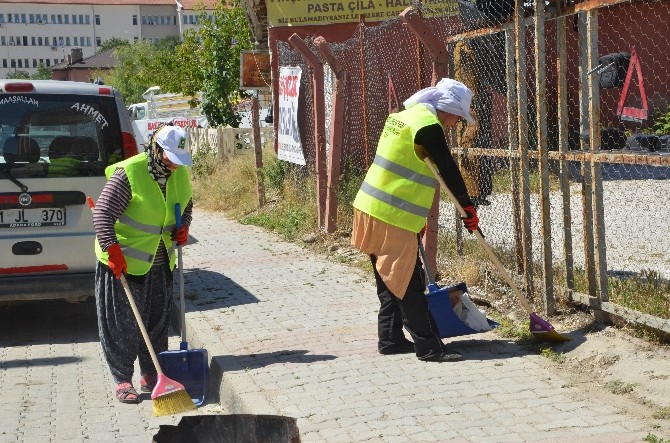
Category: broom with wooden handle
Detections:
[
  {"x1": 422, "y1": 160, "x2": 571, "y2": 342},
  {"x1": 88, "y1": 196, "x2": 197, "y2": 416}
]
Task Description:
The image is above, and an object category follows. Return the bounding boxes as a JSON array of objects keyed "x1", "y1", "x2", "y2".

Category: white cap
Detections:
[
  {"x1": 435, "y1": 78, "x2": 475, "y2": 124},
  {"x1": 155, "y1": 126, "x2": 192, "y2": 166},
  {"x1": 403, "y1": 78, "x2": 475, "y2": 124}
]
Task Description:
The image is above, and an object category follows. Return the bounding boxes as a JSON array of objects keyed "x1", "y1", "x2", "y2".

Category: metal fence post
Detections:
[
  {"x1": 535, "y1": 0, "x2": 555, "y2": 313},
  {"x1": 515, "y1": 0, "x2": 534, "y2": 296},
  {"x1": 288, "y1": 33, "x2": 328, "y2": 230},
  {"x1": 314, "y1": 36, "x2": 346, "y2": 233}
]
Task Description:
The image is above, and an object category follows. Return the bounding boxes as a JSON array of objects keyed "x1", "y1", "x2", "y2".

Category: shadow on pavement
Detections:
[
  {"x1": 0, "y1": 356, "x2": 82, "y2": 369},
  {"x1": 235, "y1": 350, "x2": 337, "y2": 369},
  {"x1": 0, "y1": 298, "x2": 99, "y2": 347},
  {"x1": 181, "y1": 268, "x2": 261, "y2": 312}
]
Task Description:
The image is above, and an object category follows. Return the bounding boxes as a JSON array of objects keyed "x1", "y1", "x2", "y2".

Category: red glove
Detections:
[
  {"x1": 172, "y1": 226, "x2": 188, "y2": 245},
  {"x1": 461, "y1": 205, "x2": 480, "y2": 233},
  {"x1": 107, "y1": 243, "x2": 127, "y2": 279}
]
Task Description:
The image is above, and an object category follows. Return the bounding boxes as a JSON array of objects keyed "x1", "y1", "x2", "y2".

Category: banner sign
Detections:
[
  {"x1": 267, "y1": 0, "x2": 458, "y2": 27},
  {"x1": 277, "y1": 66, "x2": 306, "y2": 165},
  {"x1": 240, "y1": 50, "x2": 271, "y2": 90}
]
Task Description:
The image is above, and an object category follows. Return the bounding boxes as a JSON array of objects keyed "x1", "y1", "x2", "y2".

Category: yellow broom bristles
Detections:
[{"x1": 153, "y1": 388, "x2": 197, "y2": 417}]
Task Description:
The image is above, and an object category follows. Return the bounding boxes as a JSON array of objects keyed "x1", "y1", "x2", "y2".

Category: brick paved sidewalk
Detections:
[{"x1": 181, "y1": 210, "x2": 657, "y2": 442}]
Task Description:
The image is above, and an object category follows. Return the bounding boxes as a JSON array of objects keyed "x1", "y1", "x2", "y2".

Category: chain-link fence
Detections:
[{"x1": 273, "y1": 0, "x2": 670, "y2": 334}]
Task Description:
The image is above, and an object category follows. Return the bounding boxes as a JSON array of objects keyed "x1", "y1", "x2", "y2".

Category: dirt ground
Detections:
[{"x1": 311, "y1": 233, "x2": 670, "y2": 439}]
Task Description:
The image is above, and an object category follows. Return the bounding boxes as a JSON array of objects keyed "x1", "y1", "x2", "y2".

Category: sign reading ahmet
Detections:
[{"x1": 267, "y1": 0, "x2": 458, "y2": 27}]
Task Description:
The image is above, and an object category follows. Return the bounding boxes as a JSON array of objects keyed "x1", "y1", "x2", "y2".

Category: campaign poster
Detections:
[{"x1": 277, "y1": 66, "x2": 306, "y2": 165}]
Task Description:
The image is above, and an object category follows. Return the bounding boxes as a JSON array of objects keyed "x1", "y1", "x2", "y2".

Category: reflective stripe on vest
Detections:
[
  {"x1": 95, "y1": 153, "x2": 192, "y2": 275},
  {"x1": 353, "y1": 104, "x2": 440, "y2": 232}
]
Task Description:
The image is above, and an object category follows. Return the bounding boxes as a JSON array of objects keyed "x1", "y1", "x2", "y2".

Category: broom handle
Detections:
[
  {"x1": 417, "y1": 238, "x2": 437, "y2": 287},
  {"x1": 175, "y1": 203, "x2": 187, "y2": 345},
  {"x1": 87, "y1": 196, "x2": 164, "y2": 374},
  {"x1": 119, "y1": 274, "x2": 164, "y2": 375},
  {"x1": 423, "y1": 159, "x2": 534, "y2": 314}
]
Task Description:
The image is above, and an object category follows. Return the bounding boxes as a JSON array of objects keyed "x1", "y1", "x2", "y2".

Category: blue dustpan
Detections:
[
  {"x1": 425, "y1": 282, "x2": 499, "y2": 338},
  {"x1": 158, "y1": 203, "x2": 209, "y2": 406},
  {"x1": 418, "y1": 240, "x2": 498, "y2": 338}
]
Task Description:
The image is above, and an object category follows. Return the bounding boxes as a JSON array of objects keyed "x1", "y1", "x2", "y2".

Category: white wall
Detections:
[{"x1": 0, "y1": 2, "x2": 208, "y2": 78}]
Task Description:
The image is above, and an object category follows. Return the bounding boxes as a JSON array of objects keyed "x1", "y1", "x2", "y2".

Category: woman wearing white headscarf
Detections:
[{"x1": 351, "y1": 78, "x2": 480, "y2": 363}]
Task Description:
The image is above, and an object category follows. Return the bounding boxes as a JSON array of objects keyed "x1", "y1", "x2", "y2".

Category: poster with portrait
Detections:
[{"x1": 277, "y1": 66, "x2": 306, "y2": 165}]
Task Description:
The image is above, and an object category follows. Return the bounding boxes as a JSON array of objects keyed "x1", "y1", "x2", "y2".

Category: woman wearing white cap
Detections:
[
  {"x1": 351, "y1": 78, "x2": 481, "y2": 362},
  {"x1": 92, "y1": 124, "x2": 194, "y2": 403}
]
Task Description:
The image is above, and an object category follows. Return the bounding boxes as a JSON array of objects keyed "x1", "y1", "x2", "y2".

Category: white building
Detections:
[{"x1": 0, "y1": 0, "x2": 217, "y2": 78}]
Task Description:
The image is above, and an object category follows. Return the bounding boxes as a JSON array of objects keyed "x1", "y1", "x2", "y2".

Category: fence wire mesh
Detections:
[{"x1": 273, "y1": 0, "x2": 670, "y2": 329}]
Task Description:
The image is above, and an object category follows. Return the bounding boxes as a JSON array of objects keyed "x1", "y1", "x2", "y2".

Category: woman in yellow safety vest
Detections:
[
  {"x1": 93, "y1": 125, "x2": 193, "y2": 403},
  {"x1": 352, "y1": 78, "x2": 480, "y2": 363}
]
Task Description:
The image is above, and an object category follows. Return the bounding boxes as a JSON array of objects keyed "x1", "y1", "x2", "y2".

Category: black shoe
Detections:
[
  {"x1": 379, "y1": 341, "x2": 415, "y2": 355},
  {"x1": 419, "y1": 350, "x2": 464, "y2": 362}
]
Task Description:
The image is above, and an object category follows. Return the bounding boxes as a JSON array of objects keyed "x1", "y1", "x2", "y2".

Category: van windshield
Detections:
[{"x1": 0, "y1": 94, "x2": 123, "y2": 178}]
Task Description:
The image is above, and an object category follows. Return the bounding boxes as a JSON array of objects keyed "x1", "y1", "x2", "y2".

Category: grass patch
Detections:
[
  {"x1": 652, "y1": 407, "x2": 670, "y2": 420},
  {"x1": 491, "y1": 169, "x2": 561, "y2": 194},
  {"x1": 540, "y1": 347, "x2": 566, "y2": 364},
  {"x1": 606, "y1": 380, "x2": 636, "y2": 395},
  {"x1": 645, "y1": 433, "x2": 670, "y2": 443}
]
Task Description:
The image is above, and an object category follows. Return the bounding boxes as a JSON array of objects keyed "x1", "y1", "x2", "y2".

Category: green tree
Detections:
[
  {"x1": 98, "y1": 37, "x2": 131, "y2": 53},
  {"x1": 31, "y1": 63, "x2": 52, "y2": 80},
  {"x1": 177, "y1": 0, "x2": 254, "y2": 127},
  {"x1": 6, "y1": 71, "x2": 30, "y2": 79},
  {"x1": 103, "y1": 40, "x2": 162, "y2": 105}
]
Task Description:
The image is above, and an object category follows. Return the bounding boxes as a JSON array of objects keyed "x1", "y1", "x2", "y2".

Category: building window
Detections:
[
  {"x1": 57, "y1": 15, "x2": 62, "y2": 24},
  {"x1": 0, "y1": 36, "x2": 4, "y2": 45},
  {"x1": 29, "y1": 14, "x2": 35, "y2": 24},
  {"x1": 133, "y1": 15, "x2": 137, "y2": 25},
  {"x1": 18, "y1": 59, "x2": 22, "y2": 68},
  {"x1": 45, "y1": 59, "x2": 50, "y2": 67},
  {"x1": 95, "y1": 36, "x2": 101, "y2": 46},
  {"x1": 33, "y1": 59, "x2": 37, "y2": 68},
  {"x1": 64, "y1": 15, "x2": 69, "y2": 24},
  {"x1": 52, "y1": 37, "x2": 57, "y2": 46},
  {"x1": 22, "y1": 36, "x2": 28, "y2": 46},
  {"x1": 86, "y1": 37, "x2": 91, "y2": 46},
  {"x1": 51, "y1": 14, "x2": 56, "y2": 24},
  {"x1": 65, "y1": 37, "x2": 70, "y2": 46},
  {"x1": 0, "y1": 14, "x2": 4, "y2": 24},
  {"x1": 72, "y1": 15, "x2": 77, "y2": 24},
  {"x1": 11, "y1": 59, "x2": 16, "y2": 68},
  {"x1": 38, "y1": 37, "x2": 42, "y2": 46},
  {"x1": 134, "y1": 37, "x2": 138, "y2": 42},
  {"x1": 31, "y1": 37, "x2": 36, "y2": 45},
  {"x1": 21, "y1": 14, "x2": 27, "y2": 24},
  {"x1": 73, "y1": 37, "x2": 78, "y2": 46},
  {"x1": 2, "y1": 59, "x2": 6, "y2": 68},
  {"x1": 85, "y1": 15, "x2": 90, "y2": 25},
  {"x1": 54, "y1": 59, "x2": 58, "y2": 65},
  {"x1": 95, "y1": 15, "x2": 100, "y2": 25}
]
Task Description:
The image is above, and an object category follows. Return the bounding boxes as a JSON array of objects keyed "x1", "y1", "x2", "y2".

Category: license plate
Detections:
[{"x1": 0, "y1": 207, "x2": 66, "y2": 228}]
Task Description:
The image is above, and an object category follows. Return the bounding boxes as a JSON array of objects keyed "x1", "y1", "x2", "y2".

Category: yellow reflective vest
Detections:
[
  {"x1": 353, "y1": 104, "x2": 439, "y2": 233},
  {"x1": 95, "y1": 153, "x2": 192, "y2": 275}
]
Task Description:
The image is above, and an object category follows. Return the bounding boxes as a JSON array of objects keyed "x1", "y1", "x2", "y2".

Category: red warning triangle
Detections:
[{"x1": 618, "y1": 46, "x2": 648, "y2": 122}]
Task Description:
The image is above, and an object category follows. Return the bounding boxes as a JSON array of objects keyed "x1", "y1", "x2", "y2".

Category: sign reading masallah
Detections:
[{"x1": 267, "y1": 0, "x2": 458, "y2": 27}]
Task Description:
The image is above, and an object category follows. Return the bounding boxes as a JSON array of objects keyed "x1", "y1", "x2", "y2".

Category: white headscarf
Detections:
[{"x1": 402, "y1": 78, "x2": 475, "y2": 124}]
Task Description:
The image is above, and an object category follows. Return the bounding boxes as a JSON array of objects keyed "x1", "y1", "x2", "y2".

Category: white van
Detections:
[{"x1": 0, "y1": 80, "x2": 138, "y2": 302}]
